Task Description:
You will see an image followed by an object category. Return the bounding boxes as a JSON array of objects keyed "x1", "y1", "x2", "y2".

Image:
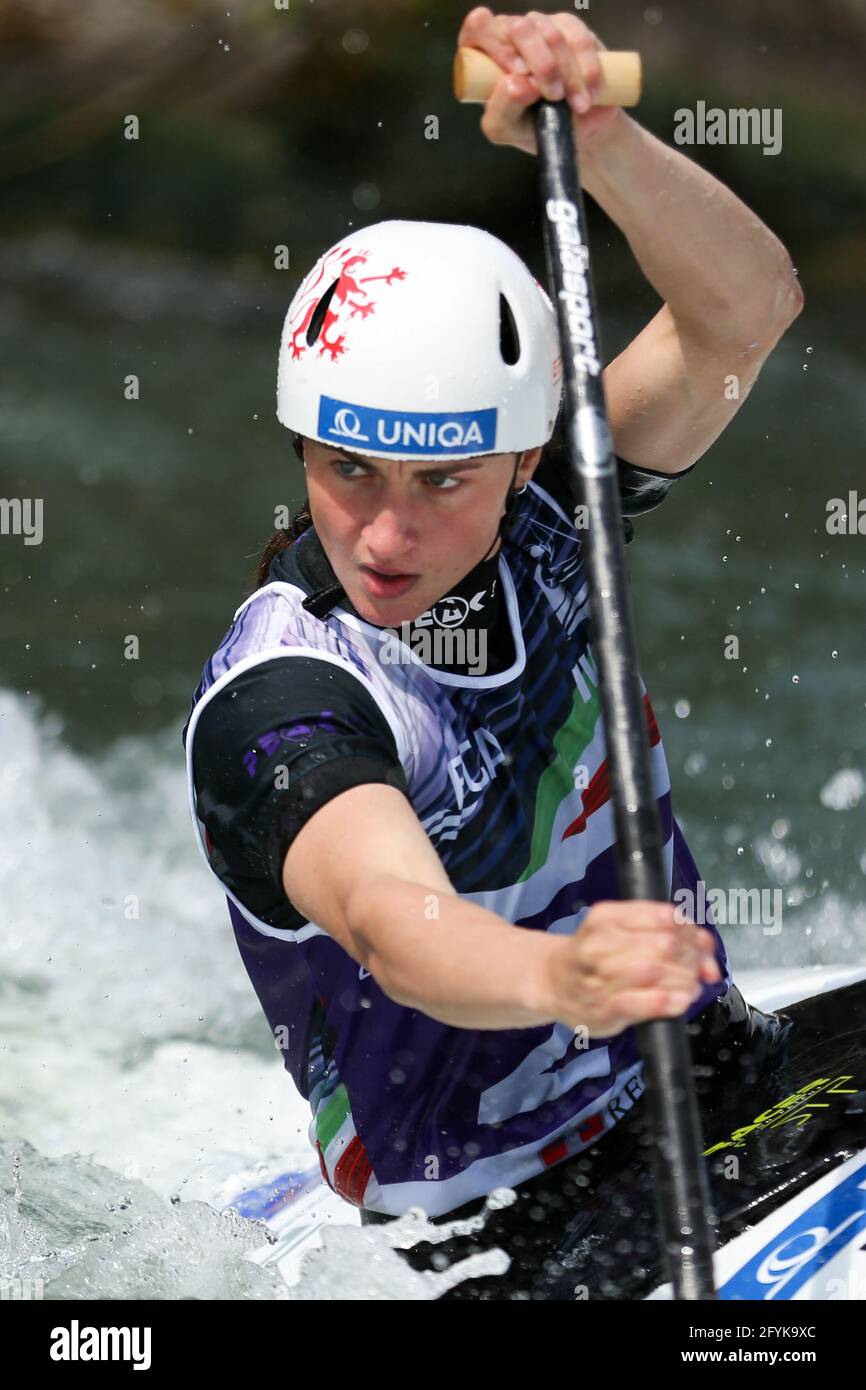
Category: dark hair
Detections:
[{"x1": 254, "y1": 433, "x2": 313, "y2": 588}]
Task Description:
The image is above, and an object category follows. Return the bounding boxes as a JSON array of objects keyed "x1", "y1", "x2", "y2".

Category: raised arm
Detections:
[
  {"x1": 459, "y1": 7, "x2": 804, "y2": 474},
  {"x1": 583, "y1": 114, "x2": 803, "y2": 474}
]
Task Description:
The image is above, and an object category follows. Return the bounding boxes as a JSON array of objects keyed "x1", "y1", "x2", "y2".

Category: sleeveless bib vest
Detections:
[{"x1": 184, "y1": 477, "x2": 731, "y2": 1216}]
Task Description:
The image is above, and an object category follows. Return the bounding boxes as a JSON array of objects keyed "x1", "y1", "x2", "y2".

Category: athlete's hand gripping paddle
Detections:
[
  {"x1": 454, "y1": 45, "x2": 642, "y2": 108},
  {"x1": 455, "y1": 47, "x2": 718, "y2": 1302}
]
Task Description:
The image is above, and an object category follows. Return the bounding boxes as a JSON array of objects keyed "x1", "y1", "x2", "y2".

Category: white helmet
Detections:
[{"x1": 276, "y1": 219, "x2": 563, "y2": 461}]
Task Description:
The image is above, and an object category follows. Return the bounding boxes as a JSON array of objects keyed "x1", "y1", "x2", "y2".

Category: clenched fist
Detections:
[{"x1": 539, "y1": 899, "x2": 723, "y2": 1037}]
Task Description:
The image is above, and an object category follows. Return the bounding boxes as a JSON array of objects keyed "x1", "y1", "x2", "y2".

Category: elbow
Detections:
[
  {"x1": 342, "y1": 876, "x2": 382, "y2": 967},
  {"x1": 778, "y1": 267, "x2": 805, "y2": 326},
  {"x1": 729, "y1": 270, "x2": 803, "y2": 358},
  {"x1": 758, "y1": 260, "x2": 805, "y2": 344},
  {"x1": 343, "y1": 873, "x2": 429, "y2": 1009},
  {"x1": 343, "y1": 874, "x2": 402, "y2": 995}
]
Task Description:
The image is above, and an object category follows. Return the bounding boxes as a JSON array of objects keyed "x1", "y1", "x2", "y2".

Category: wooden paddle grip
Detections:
[{"x1": 453, "y1": 46, "x2": 642, "y2": 107}]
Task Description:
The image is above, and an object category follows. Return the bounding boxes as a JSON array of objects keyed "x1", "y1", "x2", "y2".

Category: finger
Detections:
[
  {"x1": 686, "y1": 926, "x2": 723, "y2": 981},
  {"x1": 693, "y1": 927, "x2": 718, "y2": 954},
  {"x1": 458, "y1": 6, "x2": 525, "y2": 75},
  {"x1": 549, "y1": 12, "x2": 609, "y2": 54},
  {"x1": 611, "y1": 984, "x2": 703, "y2": 1026},
  {"x1": 508, "y1": 13, "x2": 567, "y2": 103},
  {"x1": 602, "y1": 956, "x2": 676, "y2": 990},
  {"x1": 523, "y1": 11, "x2": 592, "y2": 113},
  {"x1": 605, "y1": 957, "x2": 704, "y2": 999},
  {"x1": 480, "y1": 73, "x2": 541, "y2": 150},
  {"x1": 699, "y1": 951, "x2": 723, "y2": 983},
  {"x1": 548, "y1": 14, "x2": 605, "y2": 113},
  {"x1": 587, "y1": 934, "x2": 680, "y2": 980}
]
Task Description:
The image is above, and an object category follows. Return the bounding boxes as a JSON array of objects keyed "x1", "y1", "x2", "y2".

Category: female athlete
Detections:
[{"x1": 182, "y1": 9, "x2": 803, "y2": 1299}]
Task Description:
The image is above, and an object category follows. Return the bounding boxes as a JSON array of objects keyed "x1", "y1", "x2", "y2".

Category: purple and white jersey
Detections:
[{"x1": 184, "y1": 475, "x2": 731, "y2": 1217}]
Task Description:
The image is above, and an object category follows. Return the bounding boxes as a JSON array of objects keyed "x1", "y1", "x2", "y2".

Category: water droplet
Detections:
[
  {"x1": 352, "y1": 181, "x2": 380, "y2": 211},
  {"x1": 343, "y1": 27, "x2": 370, "y2": 54}
]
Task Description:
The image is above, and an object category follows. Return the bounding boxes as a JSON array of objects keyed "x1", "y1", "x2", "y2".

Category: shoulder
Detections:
[
  {"x1": 190, "y1": 653, "x2": 402, "y2": 774},
  {"x1": 187, "y1": 651, "x2": 409, "y2": 931}
]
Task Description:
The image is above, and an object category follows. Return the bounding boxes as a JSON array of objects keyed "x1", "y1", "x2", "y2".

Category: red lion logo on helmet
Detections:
[{"x1": 288, "y1": 246, "x2": 407, "y2": 362}]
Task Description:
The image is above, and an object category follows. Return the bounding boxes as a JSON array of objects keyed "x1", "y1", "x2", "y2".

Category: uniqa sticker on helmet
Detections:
[{"x1": 318, "y1": 396, "x2": 497, "y2": 456}]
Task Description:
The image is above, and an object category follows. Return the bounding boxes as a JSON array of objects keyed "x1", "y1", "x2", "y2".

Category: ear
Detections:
[{"x1": 515, "y1": 446, "x2": 543, "y2": 490}]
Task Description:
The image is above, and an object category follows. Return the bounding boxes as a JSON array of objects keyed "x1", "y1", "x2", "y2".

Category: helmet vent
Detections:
[
  {"x1": 499, "y1": 293, "x2": 521, "y2": 365},
  {"x1": 306, "y1": 279, "x2": 340, "y2": 347}
]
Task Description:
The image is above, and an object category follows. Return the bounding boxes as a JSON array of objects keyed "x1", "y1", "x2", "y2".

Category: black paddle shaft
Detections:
[{"x1": 533, "y1": 99, "x2": 717, "y2": 1301}]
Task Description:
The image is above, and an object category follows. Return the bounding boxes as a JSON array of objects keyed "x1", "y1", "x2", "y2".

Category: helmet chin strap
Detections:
[{"x1": 480, "y1": 453, "x2": 525, "y2": 564}]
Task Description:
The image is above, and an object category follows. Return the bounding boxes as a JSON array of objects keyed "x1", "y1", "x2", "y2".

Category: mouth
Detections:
[{"x1": 358, "y1": 564, "x2": 419, "y2": 600}]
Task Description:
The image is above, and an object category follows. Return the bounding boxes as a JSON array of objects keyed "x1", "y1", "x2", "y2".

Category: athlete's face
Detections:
[{"x1": 301, "y1": 437, "x2": 543, "y2": 625}]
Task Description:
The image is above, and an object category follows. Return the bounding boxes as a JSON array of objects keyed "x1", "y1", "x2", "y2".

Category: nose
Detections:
[{"x1": 361, "y1": 500, "x2": 418, "y2": 562}]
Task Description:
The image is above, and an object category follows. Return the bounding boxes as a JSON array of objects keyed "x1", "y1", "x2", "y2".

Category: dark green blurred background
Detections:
[{"x1": 1, "y1": 0, "x2": 864, "y2": 942}]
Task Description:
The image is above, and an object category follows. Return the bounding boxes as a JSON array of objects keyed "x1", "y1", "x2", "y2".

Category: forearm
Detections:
[
  {"x1": 349, "y1": 874, "x2": 559, "y2": 1030},
  {"x1": 579, "y1": 111, "x2": 803, "y2": 341}
]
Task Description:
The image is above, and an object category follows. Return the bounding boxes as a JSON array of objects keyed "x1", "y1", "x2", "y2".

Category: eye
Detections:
[
  {"x1": 424, "y1": 472, "x2": 462, "y2": 491},
  {"x1": 331, "y1": 458, "x2": 369, "y2": 479}
]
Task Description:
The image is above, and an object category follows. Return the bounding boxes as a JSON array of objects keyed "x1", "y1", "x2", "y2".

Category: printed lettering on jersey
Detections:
[
  {"x1": 318, "y1": 395, "x2": 497, "y2": 456},
  {"x1": 446, "y1": 727, "x2": 507, "y2": 814}
]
